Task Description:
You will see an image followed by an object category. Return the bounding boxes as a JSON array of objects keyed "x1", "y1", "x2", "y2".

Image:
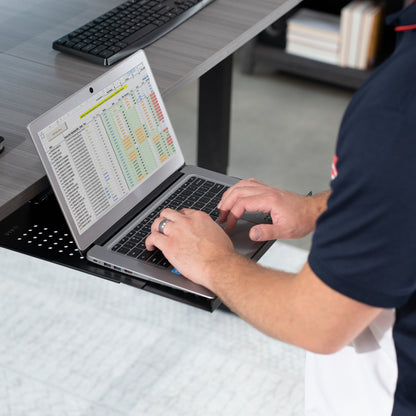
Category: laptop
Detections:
[{"x1": 27, "y1": 50, "x2": 273, "y2": 300}]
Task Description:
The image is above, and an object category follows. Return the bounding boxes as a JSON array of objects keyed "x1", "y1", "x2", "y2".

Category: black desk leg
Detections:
[{"x1": 197, "y1": 55, "x2": 233, "y2": 174}]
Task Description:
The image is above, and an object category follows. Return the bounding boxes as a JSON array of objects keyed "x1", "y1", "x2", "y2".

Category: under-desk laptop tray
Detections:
[{"x1": 0, "y1": 187, "x2": 221, "y2": 312}]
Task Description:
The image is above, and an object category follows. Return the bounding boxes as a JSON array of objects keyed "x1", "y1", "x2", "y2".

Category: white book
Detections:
[
  {"x1": 348, "y1": 1, "x2": 373, "y2": 68},
  {"x1": 339, "y1": 1, "x2": 357, "y2": 66},
  {"x1": 287, "y1": 8, "x2": 340, "y2": 42},
  {"x1": 287, "y1": 41, "x2": 339, "y2": 65},
  {"x1": 356, "y1": 4, "x2": 383, "y2": 69},
  {"x1": 287, "y1": 33, "x2": 339, "y2": 52}
]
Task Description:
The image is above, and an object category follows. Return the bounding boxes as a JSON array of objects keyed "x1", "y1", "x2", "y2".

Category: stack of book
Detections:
[
  {"x1": 339, "y1": 1, "x2": 384, "y2": 69},
  {"x1": 285, "y1": 1, "x2": 384, "y2": 70},
  {"x1": 286, "y1": 9, "x2": 340, "y2": 66}
]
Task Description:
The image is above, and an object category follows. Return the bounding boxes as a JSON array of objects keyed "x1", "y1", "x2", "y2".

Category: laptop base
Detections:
[{"x1": 0, "y1": 187, "x2": 221, "y2": 312}]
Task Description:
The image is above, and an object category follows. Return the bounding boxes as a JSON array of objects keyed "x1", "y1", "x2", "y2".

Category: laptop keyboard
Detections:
[
  {"x1": 52, "y1": 0, "x2": 215, "y2": 65},
  {"x1": 111, "y1": 176, "x2": 229, "y2": 268}
]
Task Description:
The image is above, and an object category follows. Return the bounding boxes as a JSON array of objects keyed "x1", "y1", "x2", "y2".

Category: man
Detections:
[{"x1": 146, "y1": 3, "x2": 416, "y2": 415}]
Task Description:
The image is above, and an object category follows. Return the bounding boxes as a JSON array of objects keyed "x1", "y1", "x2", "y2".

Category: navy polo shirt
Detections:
[{"x1": 308, "y1": 4, "x2": 416, "y2": 415}]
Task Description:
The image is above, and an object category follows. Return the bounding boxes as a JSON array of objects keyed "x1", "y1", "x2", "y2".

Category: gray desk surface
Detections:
[{"x1": 0, "y1": 0, "x2": 300, "y2": 221}]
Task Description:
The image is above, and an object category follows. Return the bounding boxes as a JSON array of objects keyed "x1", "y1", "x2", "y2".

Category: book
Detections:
[
  {"x1": 339, "y1": 2, "x2": 353, "y2": 66},
  {"x1": 339, "y1": 0, "x2": 384, "y2": 69},
  {"x1": 287, "y1": 9, "x2": 341, "y2": 42},
  {"x1": 287, "y1": 33, "x2": 339, "y2": 53},
  {"x1": 286, "y1": 42, "x2": 339, "y2": 65},
  {"x1": 348, "y1": 1, "x2": 373, "y2": 67},
  {"x1": 356, "y1": 3, "x2": 384, "y2": 69},
  {"x1": 286, "y1": 8, "x2": 340, "y2": 65}
]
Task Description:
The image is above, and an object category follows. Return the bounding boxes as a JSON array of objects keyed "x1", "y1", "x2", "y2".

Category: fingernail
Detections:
[
  {"x1": 217, "y1": 201, "x2": 222, "y2": 209},
  {"x1": 251, "y1": 228, "x2": 261, "y2": 241}
]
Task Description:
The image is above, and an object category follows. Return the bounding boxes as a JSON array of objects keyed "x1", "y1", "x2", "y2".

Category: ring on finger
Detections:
[{"x1": 158, "y1": 219, "x2": 170, "y2": 235}]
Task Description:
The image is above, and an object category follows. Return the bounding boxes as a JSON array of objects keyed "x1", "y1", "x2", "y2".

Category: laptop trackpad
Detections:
[{"x1": 226, "y1": 219, "x2": 264, "y2": 257}]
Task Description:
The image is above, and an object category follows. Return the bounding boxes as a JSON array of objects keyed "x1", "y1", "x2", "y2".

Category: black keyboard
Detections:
[
  {"x1": 53, "y1": 0, "x2": 215, "y2": 65},
  {"x1": 111, "y1": 176, "x2": 229, "y2": 267}
]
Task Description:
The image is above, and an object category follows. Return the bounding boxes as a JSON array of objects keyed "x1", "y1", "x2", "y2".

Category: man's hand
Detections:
[
  {"x1": 145, "y1": 208, "x2": 236, "y2": 291},
  {"x1": 217, "y1": 178, "x2": 330, "y2": 242}
]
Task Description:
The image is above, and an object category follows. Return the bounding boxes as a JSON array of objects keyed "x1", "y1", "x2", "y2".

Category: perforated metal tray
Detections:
[{"x1": 0, "y1": 187, "x2": 220, "y2": 312}]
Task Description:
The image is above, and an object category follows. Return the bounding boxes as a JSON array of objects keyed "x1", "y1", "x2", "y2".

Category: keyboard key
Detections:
[
  {"x1": 138, "y1": 250, "x2": 154, "y2": 261},
  {"x1": 158, "y1": 258, "x2": 171, "y2": 268},
  {"x1": 123, "y1": 24, "x2": 158, "y2": 45},
  {"x1": 123, "y1": 241, "x2": 136, "y2": 250},
  {"x1": 127, "y1": 248, "x2": 141, "y2": 257},
  {"x1": 150, "y1": 250, "x2": 165, "y2": 264},
  {"x1": 90, "y1": 45, "x2": 107, "y2": 55},
  {"x1": 117, "y1": 246, "x2": 130, "y2": 254}
]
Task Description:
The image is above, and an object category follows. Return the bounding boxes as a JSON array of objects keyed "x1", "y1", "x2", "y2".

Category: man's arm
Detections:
[
  {"x1": 145, "y1": 207, "x2": 382, "y2": 354},
  {"x1": 207, "y1": 255, "x2": 382, "y2": 354}
]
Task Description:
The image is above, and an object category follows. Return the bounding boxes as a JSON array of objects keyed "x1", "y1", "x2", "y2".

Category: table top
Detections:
[{"x1": 0, "y1": 0, "x2": 300, "y2": 221}]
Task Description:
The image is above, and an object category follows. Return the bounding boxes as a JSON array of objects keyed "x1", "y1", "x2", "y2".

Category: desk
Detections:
[
  {"x1": 0, "y1": 242, "x2": 307, "y2": 415},
  {"x1": 0, "y1": 0, "x2": 302, "y2": 310},
  {"x1": 0, "y1": 0, "x2": 301, "y2": 221}
]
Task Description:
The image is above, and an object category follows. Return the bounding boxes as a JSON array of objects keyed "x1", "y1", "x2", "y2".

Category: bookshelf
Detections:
[{"x1": 241, "y1": 0, "x2": 405, "y2": 89}]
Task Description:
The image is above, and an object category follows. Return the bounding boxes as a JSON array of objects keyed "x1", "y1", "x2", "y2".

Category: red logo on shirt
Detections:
[{"x1": 331, "y1": 155, "x2": 338, "y2": 180}]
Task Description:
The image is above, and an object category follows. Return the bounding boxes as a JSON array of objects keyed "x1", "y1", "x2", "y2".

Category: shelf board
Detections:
[{"x1": 248, "y1": 43, "x2": 373, "y2": 89}]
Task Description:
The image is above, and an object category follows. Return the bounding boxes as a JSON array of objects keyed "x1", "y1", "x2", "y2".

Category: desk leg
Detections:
[{"x1": 197, "y1": 55, "x2": 233, "y2": 174}]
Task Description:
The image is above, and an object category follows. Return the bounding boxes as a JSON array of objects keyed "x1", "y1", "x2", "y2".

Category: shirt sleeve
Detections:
[{"x1": 308, "y1": 106, "x2": 416, "y2": 308}]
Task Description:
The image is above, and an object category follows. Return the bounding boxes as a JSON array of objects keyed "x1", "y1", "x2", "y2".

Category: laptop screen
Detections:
[{"x1": 28, "y1": 51, "x2": 184, "y2": 250}]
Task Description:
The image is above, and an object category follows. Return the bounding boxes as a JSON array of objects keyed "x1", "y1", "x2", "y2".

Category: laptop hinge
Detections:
[{"x1": 95, "y1": 170, "x2": 185, "y2": 246}]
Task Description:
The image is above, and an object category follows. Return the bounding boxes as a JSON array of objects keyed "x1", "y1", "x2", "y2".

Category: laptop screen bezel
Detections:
[{"x1": 27, "y1": 50, "x2": 185, "y2": 251}]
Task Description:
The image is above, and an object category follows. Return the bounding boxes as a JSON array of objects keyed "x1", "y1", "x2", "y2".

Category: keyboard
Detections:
[
  {"x1": 53, "y1": 0, "x2": 215, "y2": 66},
  {"x1": 111, "y1": 176, "x2": 228, "y2": 267}
]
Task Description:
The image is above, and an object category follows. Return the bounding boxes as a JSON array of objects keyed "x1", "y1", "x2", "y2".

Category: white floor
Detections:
[{"x1": 1, "y1": 242, "x2": 307, "y2": 416}]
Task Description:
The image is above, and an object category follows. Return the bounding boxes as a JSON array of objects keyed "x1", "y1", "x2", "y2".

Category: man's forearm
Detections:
[
  {"x1": 211, "y1": 254, "x2": 298, "y2": 342},
  {"x1": 306, "y1": 190, "x2": 331, "y2": 231},
  {"x1": 209, "y1": 252, "x2": 381, "y2": 354}
]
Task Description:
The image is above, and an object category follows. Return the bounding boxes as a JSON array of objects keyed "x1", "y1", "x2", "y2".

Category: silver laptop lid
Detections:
[{"x1": 27, "y1": 50, "x2": 185, "y2": 251}]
